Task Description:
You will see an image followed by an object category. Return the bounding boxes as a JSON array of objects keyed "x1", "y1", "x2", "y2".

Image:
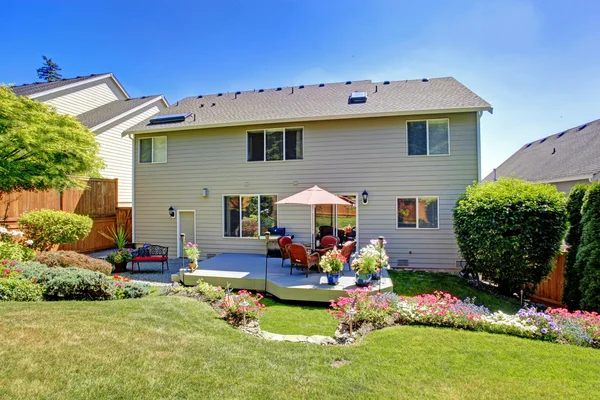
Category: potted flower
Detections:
[
  {"x1": 184, "y1": 242, "x2": 200, "y2": 272},
  {"x1": 351, "y1": 251, "x2": 378, "y2": 287},
  {"x1": 105, "y1": 249, "x2": 133, "y2": 273},
  {"x1": 320, "y1": 247, "x2": 345, "y2": 285},
  {"x1": 366, "y1": 239, "x2": 390, "y2": 280}
]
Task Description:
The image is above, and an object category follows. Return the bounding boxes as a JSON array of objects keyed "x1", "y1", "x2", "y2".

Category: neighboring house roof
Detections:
[
  {"x1": 127, "y1": 77, "x2": 492, "y2": 133},
  {"x1": 10, "y1": 73, "x2": 129, "y2": 98},
  {"x1": 77, "y1": 95, "x2": 166, "y2": 130},
  {"x1": 484, "y1": 118, "x2": 600, "y2": 183}
]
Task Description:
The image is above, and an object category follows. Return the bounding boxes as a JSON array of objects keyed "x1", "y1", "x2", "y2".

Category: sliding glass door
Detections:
[{"x1": 314, "y1": 194, "x2": 357, "y2": 246}]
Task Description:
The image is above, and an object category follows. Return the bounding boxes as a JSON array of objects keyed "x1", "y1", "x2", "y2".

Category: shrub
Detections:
[
  {"x1": 35, "y1": 251, "x2": 112, "y2": 275},
  {"x1": 19, "y1": 262, "x2": 116, "y2": 300},
  {"x1": 0, "y1": 262, "x2": 44, "y2": 301},
  {"x1": 221, "y1": 289, "x2": 266, "y2": 323},
  {"x1": 563, "y1": 185, "x2": 589, "y2": 309},
  {"x1": 111, "y1": 274, "x2": 150, "y2": 299},
  {"x1": 19, "y1": 209, "x2": 93, "y2": 251},
  {"x1": 453, "y1": 178, "x2": 568, "y2": 295},
  {"x1": 0, "y1": 241, "x2": 36, "y2": 262},
  {"x1": 576, "y1": 183, "x2": 600, "y2": 311}
]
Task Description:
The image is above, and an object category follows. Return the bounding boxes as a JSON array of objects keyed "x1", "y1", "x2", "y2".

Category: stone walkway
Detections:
[{"x1": 88, "y1": 248, "x2": 185, "y2": 286}]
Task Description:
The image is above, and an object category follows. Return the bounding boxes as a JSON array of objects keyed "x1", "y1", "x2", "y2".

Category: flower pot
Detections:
[
  {"x1": 113, "y1": 261, "x2": 128, "y2": 273},
  {"x1": 189, "y1": 262, "x2": 198, "y2": 272},
  {"x1": 326, "y1": 272, "x2": 340, "y2": 285},
  {"x1": 371, "y1": 270, "x2": 381, "y2": 280},
  {"x1": 355, "y1": 273, "x2": 372, "y2": 287}
]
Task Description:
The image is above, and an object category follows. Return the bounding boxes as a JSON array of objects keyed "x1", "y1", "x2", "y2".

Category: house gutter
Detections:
[
  {"x1": 126, "y1": 106, "x2": 493, "y2": 135},
  {"x1": 476, "y1": 111, "x2": 482, "y2": 182}
]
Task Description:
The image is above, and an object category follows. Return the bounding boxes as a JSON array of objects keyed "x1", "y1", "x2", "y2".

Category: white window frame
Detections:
[
  {"x1": 222, "y1": 194, "x2": 279, "y2": 239},
  {"x1": 246, "y1": 127, "x2": 304, "y2": 162},
  {"x1": 138, "y1": 136, "x2": 168, "y2": 164},
  {"x1": 396, "y1": 196, "x2": 440, "y2": 230},
  {"x1": 406, "y1": 118, "x2": 450, "y2": 156}
]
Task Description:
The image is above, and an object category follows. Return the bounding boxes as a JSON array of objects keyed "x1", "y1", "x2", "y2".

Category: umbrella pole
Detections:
[{"x1": 311, "y1": 205, "x2": 315, "y2": 248}]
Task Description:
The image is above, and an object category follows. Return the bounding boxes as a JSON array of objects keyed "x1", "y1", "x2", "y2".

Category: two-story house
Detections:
[
  {"x1": 11, "y1": 73, "x2": 169, "y2": 206},
  {"x1": 127, "y1": 78, "x2": 492, "y2": 270}
]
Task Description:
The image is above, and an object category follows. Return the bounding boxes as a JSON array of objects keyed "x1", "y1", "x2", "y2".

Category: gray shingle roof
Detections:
[
  {"x1": 11, "y1": 73, "x2": 111, "y2": 96},
  {"x1": 128, "y1": 77, "x2": 491, "y2": 133},
  {"x1": 484, "y1": 118, "x2": 600, "y2": 182},
  {"x1": 77, "y1": 96, "x2": 163, "y2": 129}
]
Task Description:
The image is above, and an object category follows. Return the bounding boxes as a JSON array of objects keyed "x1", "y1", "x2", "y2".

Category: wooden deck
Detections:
[{"x1": 173, "y1": 253, "x2": 393, "y2": 303}]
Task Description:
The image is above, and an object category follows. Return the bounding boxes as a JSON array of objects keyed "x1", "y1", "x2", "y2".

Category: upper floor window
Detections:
[
  {"x1": 139, "y1": 136, "x2": 167, "y2": 163},
  {"x1": 247, "y1": 128, "x2": 303, "y2": 162},
  {"x1": 407, "y1": 119, "x2": 449, "y2": 156}
]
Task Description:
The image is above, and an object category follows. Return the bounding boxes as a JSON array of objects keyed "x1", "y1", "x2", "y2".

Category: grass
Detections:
[
  {"x1": 260, "y1": 297, "x2": 338, "y2": 336},
  {"x1": 260, "y1": 271, "x2": 521, "y2": 336},
  {"x1": 1, "y1": 296, "x2": 599, "y2": 399}
]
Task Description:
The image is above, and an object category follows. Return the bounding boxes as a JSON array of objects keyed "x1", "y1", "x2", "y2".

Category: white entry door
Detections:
[{"x1": 177, "y1": 211, "x2": 196, "y2": 257}]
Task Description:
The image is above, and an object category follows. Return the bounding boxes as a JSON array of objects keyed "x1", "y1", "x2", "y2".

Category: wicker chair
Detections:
[
  {"x1": 278, "y1": 236, "x2": 293, "y2": 268},
  {"x1": 286, "y1": 243, "x2": 321, "y2": 277}
]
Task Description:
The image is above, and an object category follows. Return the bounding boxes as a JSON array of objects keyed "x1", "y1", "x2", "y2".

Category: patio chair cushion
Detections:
[{"x1": 133, "y1": 256, "x2": 168, "y2": 262}]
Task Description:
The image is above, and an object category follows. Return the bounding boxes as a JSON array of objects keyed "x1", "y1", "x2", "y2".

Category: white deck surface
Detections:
[{"x1": 177, "y1": 253, "x2": 393, "y2": 302}]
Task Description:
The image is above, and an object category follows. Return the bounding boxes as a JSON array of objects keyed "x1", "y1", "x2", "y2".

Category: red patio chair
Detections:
[
  {"x1": 286, "y1": 243, "x2": 321, "y2": 278},
  {"x1": 319, "y1": 235, "x2": 339, "y2": 252},
  {"x1": 339, "y1": 240, "x2": 357, "y2": 272},
  {"x1": 278, "y1": 236, "x2": 293, "y2": 268}
]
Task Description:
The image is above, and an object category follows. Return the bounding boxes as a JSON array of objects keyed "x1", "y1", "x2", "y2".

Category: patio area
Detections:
[{"x1": 177, "y1": 253, "x2": 393, "y2": 302}]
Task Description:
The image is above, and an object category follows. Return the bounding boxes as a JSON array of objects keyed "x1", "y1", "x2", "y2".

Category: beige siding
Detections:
[
  {"x1": 95, "y1": 104, "x2": 163, "y2": 206},
  {"x1": 134, "y1": 112, "x2": 479, "y2": 269},
  {"x1": 553, "y1": 179, "x2": 590, "y2": 194},
  {"x1": 38, "y1": 78, "x2": 125, "y2": 115}
]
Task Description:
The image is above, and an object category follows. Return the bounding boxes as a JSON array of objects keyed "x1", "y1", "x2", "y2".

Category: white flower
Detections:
[
  {"x1": 25, "y1": 240, "x2": 34, "y2": 245},
  {"x1": 0, "y1": 227, "x2": 8, "y2": 234}
]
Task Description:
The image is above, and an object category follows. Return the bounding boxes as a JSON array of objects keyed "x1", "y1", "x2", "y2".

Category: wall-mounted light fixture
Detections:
[
  {"x1": 169, "y1": 206, "x2": 176, "y2": 218},
  {"x1": 361, "y1": 190, "x2": 369, "y2": 205},
  {"x1": 202, "y1": 188, "x2": 209, "y2": 197}
]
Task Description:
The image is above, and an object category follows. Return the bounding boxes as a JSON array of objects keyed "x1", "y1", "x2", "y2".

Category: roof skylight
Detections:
[
  {"x1": 149, "y1": 113, "x2": 192, "y2": 125},
  {"x1": 349, "y1": 91, "x2": 368, "y2": 103}
]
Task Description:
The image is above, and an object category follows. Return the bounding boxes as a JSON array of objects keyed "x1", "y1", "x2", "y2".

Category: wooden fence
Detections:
[
  {"x1": 531, "y1": 253, "x2": 566, "y2": 306},
  {"x1": 0, "y1": 178, "x2": 131, "y2": 254}
]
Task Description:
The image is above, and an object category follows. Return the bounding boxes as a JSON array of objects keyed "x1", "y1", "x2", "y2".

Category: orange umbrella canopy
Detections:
[{"x1": 276, "y1": 186, "x2": 352, "y2": 205}]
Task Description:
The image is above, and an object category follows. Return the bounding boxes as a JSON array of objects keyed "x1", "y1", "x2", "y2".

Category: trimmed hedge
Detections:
[
  {"x1": 19, "y1": 209, "x2": 93, "y2": 251},
  {"x1": 35, "y1": 251, "x2": 112, "y2": 275},
  {"x1": 562, "y1": 184, "x2": 588, "y2": 309},
  {"x1": 576, "y1": 183, "x2": 600, "y2": 311},
  {"x1": 453, "y1": 178, "x2": 568, "y2": 295}
]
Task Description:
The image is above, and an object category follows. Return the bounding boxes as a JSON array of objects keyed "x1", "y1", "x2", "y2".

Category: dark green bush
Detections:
[
  {"x1": 19, "y1": 262, "x2": 116, "y2": 300},
  {"x1": 562, "y1": 184, "x2": 589, "y2": 309},
  {"x1": 453, "y1": 178, "x2": 568, "y2": 295},
  {"x1": 576, "y1": 183, "x2": 600, "y2": 311},
  {"x1": 117, "y1": 281, "x2": 150, "y2": 299},
  {"x1": 19, "y1": 209, "x2": 93, "y2": 251},
  {"x1": 35, "y1": 251, "x2": 112, "y2": 275}
]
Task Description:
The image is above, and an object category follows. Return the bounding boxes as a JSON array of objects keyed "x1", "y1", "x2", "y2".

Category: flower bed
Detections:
[
  {"x1": 164, "y1": 281, "x2": 266, "y2": 329},
  {"x1": 329, "y1": 289, "x2": 600, "y2": 348}
]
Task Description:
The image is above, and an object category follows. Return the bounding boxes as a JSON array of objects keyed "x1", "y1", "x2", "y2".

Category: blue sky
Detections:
[{"x1": 2, "y1": 0, "x2": 599, "y2": 177}]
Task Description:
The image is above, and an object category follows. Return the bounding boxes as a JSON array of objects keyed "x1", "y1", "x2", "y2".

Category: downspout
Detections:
[
  {"x1": 476, "y1": 111, "x2": 482, "y2": 182},
  {"x1": 128, "y1": 133, "x2": 136, "y2": 244}
]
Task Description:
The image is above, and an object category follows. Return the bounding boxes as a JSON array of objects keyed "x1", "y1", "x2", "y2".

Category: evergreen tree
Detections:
[
  {"x1": 36, "y1": 55, "x2": 62, "y2": 82},
  {"x1": 562, "y1": 184, "x2": 588, "y2": 309},
  {"x1": 576, "y1": 182, "x2": 600, "y2": 311}
]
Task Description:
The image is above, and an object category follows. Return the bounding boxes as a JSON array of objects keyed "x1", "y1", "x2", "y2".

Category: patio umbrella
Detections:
[{"x1": 276, "y1": 186, "x2": 352, "y2": 247}]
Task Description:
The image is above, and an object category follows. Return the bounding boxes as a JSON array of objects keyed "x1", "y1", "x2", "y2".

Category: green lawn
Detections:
[
  {"x1": 1, "y1": 296, "x2": 598, "y2": 399},
  {"x1": 260, "y1": 297, "x2": 338, "y2": 336}
]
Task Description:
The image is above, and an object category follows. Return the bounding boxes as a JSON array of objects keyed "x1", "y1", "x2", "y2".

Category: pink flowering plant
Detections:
[
  {"x1": 328, "y1": 289, "x2": 600, "y2": 348},
  {"x1": 183, "y1": 242, "x2": 200, "y2": 263},
  {"x1": 221, "y1": 289, "x2": 267, "y2": 323}
]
